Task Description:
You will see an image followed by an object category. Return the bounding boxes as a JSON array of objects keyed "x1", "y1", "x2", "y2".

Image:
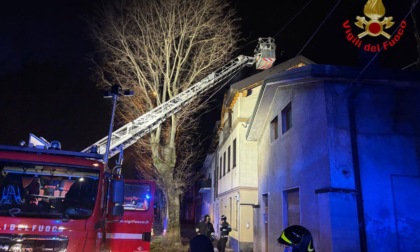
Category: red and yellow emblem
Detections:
[
  {"x1": 342, "y1": 0, "x2": 407, "y2": 52},
  {"x1": 354, "y1": 0, "x2": 394, "y2": 39}
]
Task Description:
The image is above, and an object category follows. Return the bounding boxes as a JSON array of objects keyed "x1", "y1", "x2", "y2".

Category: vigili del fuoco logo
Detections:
[{"x1": 342, "y1": 0, "x2": 407, "y2": 52}]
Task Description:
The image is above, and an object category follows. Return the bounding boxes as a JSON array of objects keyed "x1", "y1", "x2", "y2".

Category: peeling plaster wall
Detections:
[
  {"x1": 348, "y1": 85, "x2": 420, "y2": 252},
  {"x1": 254, "y1": 79, "x2": 420, "y2": 252},
  {"x1": 255, "y1": 82, "x2": 330, "y2": 252}
]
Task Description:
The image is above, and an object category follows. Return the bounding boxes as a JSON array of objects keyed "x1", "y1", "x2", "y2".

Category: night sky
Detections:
[
  {"x1": 0, "y1": 0, "x2": 109, "y2": 150},
  {"x1": 0, "y1": 0, "x2": 418, "y2": 152}
]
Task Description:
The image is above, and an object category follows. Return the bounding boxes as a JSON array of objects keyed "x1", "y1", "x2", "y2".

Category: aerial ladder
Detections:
[
  {"x1": 82, "y1": 38, "x2": 276, "y2": 159},
  {"x1": 0, "y1": 38, "x2": 275, "y2": 252}
]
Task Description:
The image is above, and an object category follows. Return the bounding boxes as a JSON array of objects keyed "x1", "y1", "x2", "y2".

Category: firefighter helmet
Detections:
[
  {"x1": 277, "y1": 225, "x2": 315, "y2": 252},
  {"x1": 221, "y1": 215, "x2": 227, "y2": 221}
]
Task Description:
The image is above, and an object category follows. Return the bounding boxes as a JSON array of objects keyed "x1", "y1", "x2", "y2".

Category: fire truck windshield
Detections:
[{"x1": 0, "y1": 161, "x2": 99, "y2": 219}]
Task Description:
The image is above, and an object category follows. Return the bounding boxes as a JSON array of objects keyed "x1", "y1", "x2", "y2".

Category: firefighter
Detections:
[
  {"x1": 217, "y1": 215, "x2": 231, "y2": 252},
  {"x1": 195, "y1": 214, "x2": 215, "y2": 241},
  {"x1": 277, "y1": 225, "x2": 316, "y2": 252}
]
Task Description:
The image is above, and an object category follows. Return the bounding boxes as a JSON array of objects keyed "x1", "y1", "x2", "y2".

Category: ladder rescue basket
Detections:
[{"x1": 254, "y1": 37, "x2": 276, "y2": 70}]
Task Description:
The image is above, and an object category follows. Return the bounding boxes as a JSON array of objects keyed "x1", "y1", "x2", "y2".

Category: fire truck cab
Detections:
[{"x1": 0, "y1": 144, "x2": 155, "y2": 252}]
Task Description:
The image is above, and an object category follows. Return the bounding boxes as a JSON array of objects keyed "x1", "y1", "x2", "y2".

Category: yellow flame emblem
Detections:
[{"x1": 354, "y1": 0, "x2": 394, "y2": 39}]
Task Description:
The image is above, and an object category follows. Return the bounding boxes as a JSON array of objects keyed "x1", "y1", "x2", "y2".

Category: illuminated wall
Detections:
[{"x1": 248, "y1": 64, "x2": 420, "y2": 252}]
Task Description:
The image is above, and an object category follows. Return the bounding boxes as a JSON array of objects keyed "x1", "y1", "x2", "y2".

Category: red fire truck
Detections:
[
  {"x1": 0, "y1": 38, "x2": 275, "y2": 252},
  {"x1": 0, "y1": 144, "x2": 155, "y2": 252}
]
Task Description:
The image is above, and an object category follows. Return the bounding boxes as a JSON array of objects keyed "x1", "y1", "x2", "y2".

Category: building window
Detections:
[
  {"x1": 270, "y1": 116, "x2": 279, "y2": 142},
  {"x1": 219, "y1": 157, "x2": 222, "y2": 179},
  {"x1": 282, "y1": 102, "x2": 292, "y2": 134},
  {"x1": 262, "y1": 193, "x2": 269, "y2": 250},
  {"x1": 214, "y1": 164, "x2": 218, "y2": 199},
  {"x1": 235, "y1": 198, "x2": 239, "y2": 230},
  {"x1": 231, "y1": 196, "x2": 238, "y2": 230},
  {"x1": 229, "y1": 197, "x2": 232, "y2": 224},
  {"x1": 228, "y1": 146, "x2": 231, "y2": 172},
  {"x1": 228, "y1": 110, "x2": 232, "y2": 129},
  {"x1": 233, "y1": 139, "x2": 237, "y2": 168},
  {"x1": 283, "y1": 188, "x2": 300, "y2": 226},
  {"x1": 223, "y1": 152, "x2": 226, "y2": 176},
  {"x1": 220, "y1": 199, "x2": 224, "y2": 223}
]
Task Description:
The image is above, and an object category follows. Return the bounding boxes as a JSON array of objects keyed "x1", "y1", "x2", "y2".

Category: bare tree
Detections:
[{"x1": 89, "y1": 0, "x2": 239, "y2": 242}]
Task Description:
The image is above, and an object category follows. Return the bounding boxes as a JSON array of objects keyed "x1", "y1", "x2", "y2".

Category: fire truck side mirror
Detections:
[
  {"x1": 110, "y1": 179, "x2": 124, "y2": 217},
  {"x1": 111, "y1": 179, "x2": 124, "y2": 204}
]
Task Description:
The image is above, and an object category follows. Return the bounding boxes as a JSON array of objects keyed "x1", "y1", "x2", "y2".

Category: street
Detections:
[
  {"x1": 153, "y1": 221, "x2": 229, "y2": 251},
  {"x1": 181, "y1": 221, "x2": 220, "y2": 251}
]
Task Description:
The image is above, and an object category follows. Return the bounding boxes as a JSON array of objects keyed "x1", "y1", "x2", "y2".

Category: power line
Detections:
[
  {"x1": 235, "y1": 0, "x2": 315, "y2": 57},
  {"x1": 295, "y1": 0, "x2": 342, "y2": 57},
  {"x1": 273, "y1": 0, "x2": 315, "y2": 41}
]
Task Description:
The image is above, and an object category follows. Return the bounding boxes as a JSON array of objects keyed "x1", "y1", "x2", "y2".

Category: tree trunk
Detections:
[
  {"x1": 89, "y1": 0, "x2": 240, "y2": 245},
  {"x1": 166, "y1": 188, "x2": 181, "y2": 242},
  {"x1": 151, "y1": 141, "x2": 182, "y2": 242}
]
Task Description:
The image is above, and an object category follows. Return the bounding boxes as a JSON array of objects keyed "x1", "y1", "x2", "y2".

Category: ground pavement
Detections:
[
  {"x1": 154, "y1": 221, "x2": 226, "y2": 251},
  {"x1": 180, "y1": 221, "x2": 220, "y2": 251}
]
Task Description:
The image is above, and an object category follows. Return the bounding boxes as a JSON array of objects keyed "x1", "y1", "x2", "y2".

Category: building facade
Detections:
[
  {"x1": 215, "y1": 85, "x2": 260, "y2": 252},
  {"x1": 209, "y1": 57, "x2": 313, "y2": 251},
  {"x1": 246, "y1": 64, "x2": 420, "y2": 251}
]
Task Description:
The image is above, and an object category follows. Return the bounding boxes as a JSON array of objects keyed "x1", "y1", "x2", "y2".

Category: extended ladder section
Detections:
[{"x1": 83, "y1": 38, "x2": 276, "y2": 159}]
